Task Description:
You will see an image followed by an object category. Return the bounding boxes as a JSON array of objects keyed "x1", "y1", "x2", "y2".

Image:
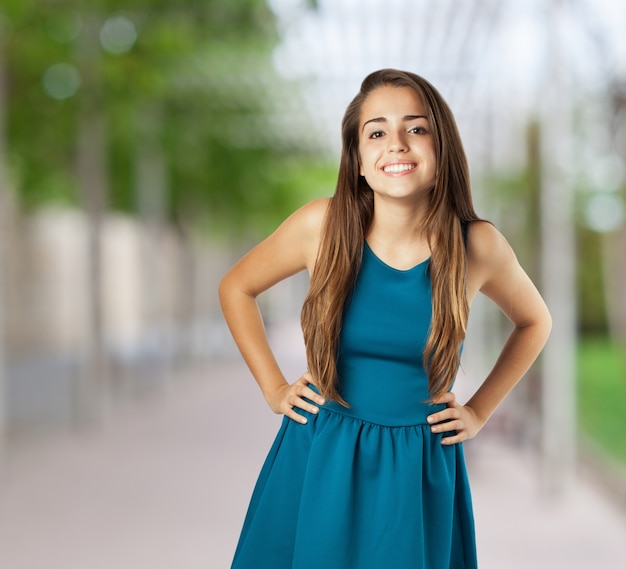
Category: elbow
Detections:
[
  {"x1": 543, "y1": 299, "x2": 553, "y2": 334},
  {"x1": 218, "y1": 273, "x2": 233, "y2": 314},
  {"x1": 515, "y1": 303, "x2": 552, "y2": 349},
  {"x1": 218, "y1": 270, "x2": 256, "y2": 315},
  {"x1": 537, "y1": 304, "x2": 553, "y2": 348},
  {"x1": 545, "y1": 308, "x2": 553, "y2": 335}
]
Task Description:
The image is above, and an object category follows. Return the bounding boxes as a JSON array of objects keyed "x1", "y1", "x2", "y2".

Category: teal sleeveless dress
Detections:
[{"x1": 231, "y1": 242, "x2": 477, "y2": 569}]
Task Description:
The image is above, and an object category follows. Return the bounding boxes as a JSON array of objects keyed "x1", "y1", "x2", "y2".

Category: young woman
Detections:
[{"x1": 219, "y1": 68, "x2": 552, "y2": 569}]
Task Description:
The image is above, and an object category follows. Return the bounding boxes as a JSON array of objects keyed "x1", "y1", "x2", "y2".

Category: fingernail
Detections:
[
  {"x1": 301, "y1": 417, "x2": 308, "y2": 424},
  {"x1": 318, "y1": 398, "x2": 326, "y2": 405},
  {"x1": 427, "y1": 416, "x2": 434, "y2": 424},
  {"x1": 311, "y1": 407, "x2": 318, "y2": 414}
]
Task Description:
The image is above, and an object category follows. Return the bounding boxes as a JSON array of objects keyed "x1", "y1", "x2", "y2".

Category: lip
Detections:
[{"x1": 381, "y1": 161, "x2": 418, "y2": 176}]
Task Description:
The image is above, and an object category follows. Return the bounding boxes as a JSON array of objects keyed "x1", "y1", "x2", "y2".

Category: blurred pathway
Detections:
[{"x1": 0, "y1": 334, "x2": 624, "y2": 568}]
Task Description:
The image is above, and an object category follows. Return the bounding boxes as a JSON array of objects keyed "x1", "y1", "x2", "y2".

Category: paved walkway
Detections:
[{"x1": 0, "y1": 341, "x2": 624, "y2": 568}]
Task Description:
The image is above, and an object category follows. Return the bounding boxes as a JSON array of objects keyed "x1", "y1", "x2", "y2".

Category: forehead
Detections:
[{"x1": 359, "y1": 85, "x2": 427, "y2": 123}]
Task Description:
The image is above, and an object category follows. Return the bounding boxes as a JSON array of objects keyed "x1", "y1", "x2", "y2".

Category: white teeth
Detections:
[{"x1": 383, "y1": 163, "x2": 415, "y2": 173}]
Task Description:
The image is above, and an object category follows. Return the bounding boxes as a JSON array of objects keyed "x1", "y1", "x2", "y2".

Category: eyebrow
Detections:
[{"x1": 361, "y1": 114, "x2": 428, "y2": 132}]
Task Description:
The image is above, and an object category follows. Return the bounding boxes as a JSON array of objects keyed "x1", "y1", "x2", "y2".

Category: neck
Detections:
[
  {"x1": 367, "y1": 195, "x2": 429, "y2": 244},
  {"x1": 365, "y1": 197, "x2": 432, "y2": 269}
]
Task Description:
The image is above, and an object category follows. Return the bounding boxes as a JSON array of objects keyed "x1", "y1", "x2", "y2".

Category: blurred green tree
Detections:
[
  {"x1": 0, "y1": 0, "x2": 333, "y2": 422},
  {"x1": 2, "y1": 0, "x2": 325, "y2": 232}
]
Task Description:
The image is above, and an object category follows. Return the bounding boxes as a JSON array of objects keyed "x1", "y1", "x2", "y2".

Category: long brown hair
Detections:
[{"x1": 301, "y1": 69, "x2": 481, "y2": 404}]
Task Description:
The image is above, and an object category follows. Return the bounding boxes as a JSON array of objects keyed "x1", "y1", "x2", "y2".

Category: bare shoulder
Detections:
[
  {"x1": 288, "y1": 197, "x2": 331, "y2": 236},
  {"x1": 466, "y1": 220, "x2": 551, "y2": 329},
  {"x1": 281, "y1": 197, "x2": 330, "y2": 267},
  {"x1": 220, "y1": 197, "x2": 331, "y2": 298},
  {"x1": 248, "y1": 197, "x2": 330, "y2": 279},
  {"x1": 466, "y1": 220, "x2": 519, "y2": 300},
  {"x1": 467, "y1": 220, "x2": 514, "y2": 264}
]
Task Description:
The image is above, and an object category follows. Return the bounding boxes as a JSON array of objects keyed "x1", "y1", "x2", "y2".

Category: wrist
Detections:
[
  {"x1": 263, "y1": 380, "x2": 289, "y2": 410},
  {"x1": 464, "y1": 403, "x2": 488, "y2": 432}
]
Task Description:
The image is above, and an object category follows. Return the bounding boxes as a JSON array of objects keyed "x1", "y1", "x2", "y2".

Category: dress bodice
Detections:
[{"x1": 327, "y1": 242, "x2": 441, "y2": 426}]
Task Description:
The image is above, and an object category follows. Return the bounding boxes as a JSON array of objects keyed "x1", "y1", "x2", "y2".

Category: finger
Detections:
[
  {"x1": 441, "y1": 432, "x2": 466, "y2": 445},
  {"x1": 284, "y1": 406, "x2": 309, "y2": 424},
  {"x1": 427, "y1": 406, "x2": 461, "y2": 425},
  {"x1": 288, "y1": 394, "x2": 321, "y2": 416},
  {"x1": 299, "y1": 371, "x2": 321, "y2": 389},
  {"x1": 431, "y1": 391, "x2": 456, "y2": 405},
  {"x1": 430, "y1": 419, "x2": 463, "y2": 434},
  {"x1": 301, "y1": 386, "x2": 326, "y2": 406},
  {"x1": 282, "y1": 397, "x2": 312, "y2": 424},
  {"x1": 295, "y1": 374, "x2": 311, "y2": 386},
  {"x1": 294, "y1": 373, "x2": 325, "y2": 405},
  {"x1": 300, "y1": 371, "x2": 319, "y2": 389},
  {"x1": 427, "y1": 392, "x2": 458, "y2": 423},
  {"x1": 301, "y1": 371, "x2": 315, "y2": 384}
]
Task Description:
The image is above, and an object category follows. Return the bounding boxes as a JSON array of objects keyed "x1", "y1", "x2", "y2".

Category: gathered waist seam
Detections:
[{"x1": 319, "y1": 404, "x2": 433, "y2": 429}]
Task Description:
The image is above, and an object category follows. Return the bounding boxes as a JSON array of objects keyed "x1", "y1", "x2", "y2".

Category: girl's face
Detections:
[{"x1": 358, "y1": 85, "x2": 437, "y2": 205}]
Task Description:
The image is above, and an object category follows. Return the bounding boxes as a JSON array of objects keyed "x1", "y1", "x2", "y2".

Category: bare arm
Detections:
[
  {"x1": 428, "y1": 221, "x2": 552, "y2": 443},
  {"x1": 218, "y1": 198, "x2": 329, "y2": 423}
]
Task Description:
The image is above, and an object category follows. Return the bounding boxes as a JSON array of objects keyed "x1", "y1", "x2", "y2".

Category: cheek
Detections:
[{"x1": 358, "y1": 146, "x2": 375, "y2": 175}]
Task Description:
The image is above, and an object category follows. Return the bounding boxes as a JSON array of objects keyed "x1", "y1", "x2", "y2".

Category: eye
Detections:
[
  {"x1": 409, "y1": 125, "x2": 428, "y2": 135},
  {"x1": 368, "y1": 130, "x2": 385, "y2": 139}
]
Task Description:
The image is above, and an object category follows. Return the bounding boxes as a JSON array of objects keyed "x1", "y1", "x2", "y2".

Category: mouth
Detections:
[{"x1": 382, "y1": 162, "x2": 417, "y2": 174}]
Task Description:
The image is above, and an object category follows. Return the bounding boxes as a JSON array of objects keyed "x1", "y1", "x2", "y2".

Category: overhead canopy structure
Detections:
[{"x1": 268, "y1": 0, "x2": 626, "y2": 166}]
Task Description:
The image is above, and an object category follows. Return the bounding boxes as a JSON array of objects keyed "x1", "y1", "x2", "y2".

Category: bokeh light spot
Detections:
[
  {"x1": 584, "y1": 193, "x2": 625, "y2": 233},
  {"x1": 100, "y1": 15, "x2": 137, "y2": 55},
  {"x1": 42, "y1": 63, "x2": 82, "y2": 100}
]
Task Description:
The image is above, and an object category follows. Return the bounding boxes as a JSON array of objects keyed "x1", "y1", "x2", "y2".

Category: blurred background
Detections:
[{"x1": 0, "y1": 0, "x2": 624, "y2": 567}]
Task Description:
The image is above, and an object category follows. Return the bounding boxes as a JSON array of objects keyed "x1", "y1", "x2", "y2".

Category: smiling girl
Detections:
[{"x1": 219, "y1": 68, "x2": 552, "y2": 569}]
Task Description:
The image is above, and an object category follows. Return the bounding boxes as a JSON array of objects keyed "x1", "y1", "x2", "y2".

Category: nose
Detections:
[{"x1": 387, "y1": 131, "x2": 408, "y2": 152}]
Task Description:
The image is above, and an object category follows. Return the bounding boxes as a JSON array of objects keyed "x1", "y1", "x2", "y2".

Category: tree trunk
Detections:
[
  {"x1": 135, "y1": 106, "x2": 172, "y2": 378},
  {"x1": 603, "y1": 205, "x2": 626, "y2": 345},
  {"x1": 607, "y1": 83, "x2": 626, "y2": 347},
  {"x1": 615, "y1": 220, "x2": 626, "y2": 344},
  {"x1": 172, "y1": 218, "x2": 197, "y2": 367},
  {"x1": 0, "y1": 33, "x2": 8, "y2": 463},
  {"x1": 74, "y1": 15, "x2": 109, "y2": 423},
  {"x1": 539, "y1": 0, "x2": 577, "y2": 497}
]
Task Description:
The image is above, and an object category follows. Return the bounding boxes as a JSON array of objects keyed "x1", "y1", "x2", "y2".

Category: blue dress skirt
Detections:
[{"x1": 231, "y1": 242, "x2": 477, "y2": 569}]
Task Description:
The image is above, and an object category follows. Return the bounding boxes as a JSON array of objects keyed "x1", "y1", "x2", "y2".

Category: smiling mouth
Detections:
[{"x1": 382, "y1": 163, "x2": 416, "y2": 173}]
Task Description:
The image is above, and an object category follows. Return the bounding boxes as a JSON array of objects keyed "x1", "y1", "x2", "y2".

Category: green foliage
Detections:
[
  {"x1": 576, "y1": 227, "x2": 608, "y2": 334},
  {"x1": 577, "y1": 336, "x2": 626, "y2": 464},
  {"x1": 4, "y1": 2, "x2": 78, "y2": 207},
  {"x1": 2, "y1": 0, "x2": 325, "y2": 234}
]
